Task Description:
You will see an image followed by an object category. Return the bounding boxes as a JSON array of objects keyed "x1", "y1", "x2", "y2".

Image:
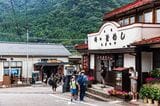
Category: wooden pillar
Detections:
[
  {"x1": 94, "y1": 54, "x2": 97, "y2": 82},
  {"x1": 40, "y1": 65, "x2": 43, "y2": 82},
  {"x1": 136, "y1": 48, "x2": 142, "y2": 92}
]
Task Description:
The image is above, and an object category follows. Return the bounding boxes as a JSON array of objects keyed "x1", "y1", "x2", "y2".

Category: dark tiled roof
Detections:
[
  {"x1": 75, "y1": 44, "x2": 88, "y2": 50},
  {"x1": 132, "y1": 36, "x2": 160, "y2": 46}
]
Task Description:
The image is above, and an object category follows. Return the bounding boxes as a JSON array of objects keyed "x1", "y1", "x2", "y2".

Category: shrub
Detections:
[
  {"x1": 139, "y1": 85, "x2": 150, "y2": 99},
  {"x1": 140, "y1": 84, "x2": 160, "y2": 100},
  {"x1": 150, "y1": 69, "x2": 160, "y2": 78}
]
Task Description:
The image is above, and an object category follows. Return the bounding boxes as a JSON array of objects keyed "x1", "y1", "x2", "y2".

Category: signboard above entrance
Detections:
[{"x1": 87, "y1": 22, "x2": 151, "y2": 50}]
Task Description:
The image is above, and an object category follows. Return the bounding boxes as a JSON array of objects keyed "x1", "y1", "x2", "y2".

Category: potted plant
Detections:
[
  {"x1": 153, "y1": 88, "x2": 160, "y2": 106},
  {"x1": 147, "y1": 87, "x2": 153, "y2": 104},
  {"x1": 139, "y1": 85, "x2": 149, "y2": 103},
  {"x1": 150, "y1": 69, "x2": 160, "y2": 78}
]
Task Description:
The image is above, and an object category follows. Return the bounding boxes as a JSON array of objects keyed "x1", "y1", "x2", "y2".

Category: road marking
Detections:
[
  {"x1": 48, "y1": 94, "x2": 97, "y2": 106},
  {"x1": 108, "y1": 100, "x2": 123, "y2": 104}
]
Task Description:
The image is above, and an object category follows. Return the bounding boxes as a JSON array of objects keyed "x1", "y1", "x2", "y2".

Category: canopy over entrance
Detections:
[{"x1": 34, "y1": 60, "x2": 69, "y2": 83}]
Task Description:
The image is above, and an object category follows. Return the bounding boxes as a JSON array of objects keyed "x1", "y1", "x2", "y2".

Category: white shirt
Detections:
[{"x1": 130, "y1": 71, "x2": 138, "y2": 84}]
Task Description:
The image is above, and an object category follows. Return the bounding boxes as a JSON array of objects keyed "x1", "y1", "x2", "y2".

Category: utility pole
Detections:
[{"x1": 26, "y1": 29, "x2": 29, "y2": 84}]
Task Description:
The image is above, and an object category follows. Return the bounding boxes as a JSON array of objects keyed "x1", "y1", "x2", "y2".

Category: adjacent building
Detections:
[
  {"x1": 76, "y1": 0, "x2": 160, "y2": 91},
  {"x1": 0, "y1": 42, "x2": 71, "y2": 85}
]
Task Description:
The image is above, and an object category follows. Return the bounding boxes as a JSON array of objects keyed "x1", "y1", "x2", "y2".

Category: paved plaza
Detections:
[{"x1": 0, "y1": 84, "x2": 139, "y2": 106}]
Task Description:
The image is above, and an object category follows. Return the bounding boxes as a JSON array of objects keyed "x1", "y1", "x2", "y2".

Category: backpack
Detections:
[
  {"x1": 78, "y1": 75, "x2": 88, "y2": 86},
  {"x1": 48, "y1": 78, "x2": 53, "y2": 85}
]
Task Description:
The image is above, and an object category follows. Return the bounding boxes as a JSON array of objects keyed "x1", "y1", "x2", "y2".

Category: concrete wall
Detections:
[
  {"x1": 0, "y1": 56, "x2": 69, "y2": 80},
  {"x1": 0, "y1": 62, "x2": 3, "y2": 82},
  {"x1": 90, "y1": 54, "x2": 95, "y2": 69}
]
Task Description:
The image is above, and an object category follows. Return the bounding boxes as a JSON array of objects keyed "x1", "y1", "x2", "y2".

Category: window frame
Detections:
[
  {"x1": 155, "y1": 7, "x2": 160, "y2": 23},
  {"x1": 129, "y1": 15, "x2": 135, "y2": 24},
  {"x1": 143, "y1": 10, "x2": 153, "y2": 23}
]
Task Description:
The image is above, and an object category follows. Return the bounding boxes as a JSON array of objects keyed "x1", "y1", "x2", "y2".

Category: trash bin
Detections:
[
  {"x1": 62, "y1": 75, "x2": 71, "y2": 93},
  {"x1": 31, "y1": 77, "x2": 35, "y2": 84}
]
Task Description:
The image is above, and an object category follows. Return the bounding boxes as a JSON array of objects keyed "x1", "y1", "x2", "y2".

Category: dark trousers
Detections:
[{"x1": 80, "y1": 86, "x2": 86, "y2": 101}]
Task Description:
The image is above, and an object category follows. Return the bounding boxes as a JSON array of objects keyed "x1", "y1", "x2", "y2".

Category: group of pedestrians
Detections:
[
  {"x1": 48, "y1": 70, "x2": 88, "y2": 102},
  {"x1": 70, "y1": 70, "x2": 88, "y2": 102},
  {"x1": 48, "y1": 73, "x2": 61, "y2": 92}
]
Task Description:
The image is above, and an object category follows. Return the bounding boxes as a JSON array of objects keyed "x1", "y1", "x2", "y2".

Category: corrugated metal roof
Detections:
[{"x1": 0, "y1": 42, "x2": 71, "y2": 56}]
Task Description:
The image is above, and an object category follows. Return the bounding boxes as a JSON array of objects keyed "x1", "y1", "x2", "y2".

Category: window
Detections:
[
  {"x1": 112, "y1": 54, "x2": 123, "y2": 68},
  {"x1": 4, "y1": 62, "x2": 9, "y2": 67},
  {"x1": 156, "y1": 8, "x2": 160, "y2": 23},
  {"x1": 138, "y1": 14, "x2": 143, "y2": 22},
  {"x1": 144, "y1": 11, "x2": 153, "y2": 23},
  {"x1": 115, "y1": 54, "x2": 123, "y2": 67},
  {"x1": 41, "y1": 59, "x2": 48, "y2": 62},
  {"x1": 4, "y1": 69, "x2": 9, "y2": 76},
  {"x1": 118, "y1": 19, "x2": 123, "y2": 26},
  {"x1": 130, "y1": 16, "x2": 135, "y2": 24},
  {"x1": 123, "y1": 18, "x2": 129, "y2": 25}
]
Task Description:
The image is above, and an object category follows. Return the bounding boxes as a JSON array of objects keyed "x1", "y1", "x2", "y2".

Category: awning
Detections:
[
  {"x1": 113, "y1": 67, "x2": 129, "y2": 71},
  {"x1": 132, "y1": 36, "x2": 160, "y2": 46},
  {"x1": 34, "y1": 61, "x2": 69, "y2": 67},
  {"x1": 88, "y1": 47, "x2": 135, "y2": 54}
]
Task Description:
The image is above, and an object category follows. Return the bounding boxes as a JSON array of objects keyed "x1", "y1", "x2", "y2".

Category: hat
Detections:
[{"x1": 81, "y1": 70, "x2": 85, "y2": 73}]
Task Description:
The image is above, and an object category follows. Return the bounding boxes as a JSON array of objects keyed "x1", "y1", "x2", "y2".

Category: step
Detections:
[
  {"x1": 87, "y1": 88, "x2": 110, "y2": 99},
  {"x1": 86, "y1": 91, "x2": 110, "y2": 101}
]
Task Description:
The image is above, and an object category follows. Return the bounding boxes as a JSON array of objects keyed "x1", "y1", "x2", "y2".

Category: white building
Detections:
[
  {"x1": 0, "y1": 42, "x2": 71, "y2": 85},
  {"x1": 76, "y1": 0, "x2": 160, "y2": 91}
]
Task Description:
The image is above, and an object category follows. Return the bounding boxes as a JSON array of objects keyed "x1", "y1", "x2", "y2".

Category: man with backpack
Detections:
[{"x1": 77, "y1": 70, "x2": 88, "y2": 101}]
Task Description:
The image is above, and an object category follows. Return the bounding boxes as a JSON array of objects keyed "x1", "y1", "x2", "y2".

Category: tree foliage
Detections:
[{"x1": 0, "y1": 0, "x2": 133, "y2": 52}]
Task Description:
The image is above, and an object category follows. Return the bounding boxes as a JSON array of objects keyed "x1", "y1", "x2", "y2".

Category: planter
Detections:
[
  {"x1": 148, "y1": 99, "x2": 152, "y2": 104},
  {"x1": 124, "y1": 95, "x2": 132, "y2": 101},
  {"x1": 87, "y1": 81, "x2": 93, "y2": 88},
  {"x1": 154, "y1": 100, "x2": 159, "y2": 106},
  {"x1": 143, "y1": 97, "x2": 148, "y2": 103}
]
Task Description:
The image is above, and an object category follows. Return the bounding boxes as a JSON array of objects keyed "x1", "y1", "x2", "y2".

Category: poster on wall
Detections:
[{"x1": 83, "y1": 55, "x2": 89, "y2": 71}]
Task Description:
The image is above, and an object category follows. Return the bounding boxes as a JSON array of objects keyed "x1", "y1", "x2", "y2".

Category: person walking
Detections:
[
  {"x1": 70, "y1": 75, "x2": 79, "y2": 102},
  {"x1": 129, "y1": 67, "x2": 138, "y2": 102},
  {"x1": 77, "y1": 70, "x2": 88, "y2": 101},
  {"x1": 100, "y1": 63, "x2": 106, "y2": 88},
  {"x1": 51, "y1": 74, "x2": 59, "y2": 92}
]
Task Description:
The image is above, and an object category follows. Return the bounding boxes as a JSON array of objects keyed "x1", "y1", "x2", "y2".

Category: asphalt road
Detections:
[{"x1": 0, "y1": 84, "x2": 135, "y2": 106}]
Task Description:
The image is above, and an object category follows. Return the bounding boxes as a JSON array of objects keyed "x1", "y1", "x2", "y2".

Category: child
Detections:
[{"x1": 70, "y1": 75, "x2": 79, "y2": 102}]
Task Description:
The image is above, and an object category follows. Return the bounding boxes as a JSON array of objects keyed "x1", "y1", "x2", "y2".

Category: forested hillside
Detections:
[{"x1": 0, "y1": 0, "x2": 133, "y2": 52}]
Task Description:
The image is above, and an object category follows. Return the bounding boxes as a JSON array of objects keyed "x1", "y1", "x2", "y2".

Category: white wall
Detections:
[
  {"x1": 57, "y1": 57, "x2": 69, "y2": 62},
  {"x1": 88, "y1": 22, "x2": 160, "y2": 50},
  {"x1": 2, "y1": 56, "x2": 69, "y2": 79},
  {"x1": 0, "y1": 62, "x2": 3, "y2": 81},
  {"x1": 124, "y1": 54, "x2": 135, "y2": 69},
  {"x1": 141, "y1": 52, "x2": 153, "y2": 72},
  {"x1": 90, "y1": 54, "x2": 95, "y2": 69},
  {"x1": 141, "y1": 24, "x2": 160, "y2": 39}
]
